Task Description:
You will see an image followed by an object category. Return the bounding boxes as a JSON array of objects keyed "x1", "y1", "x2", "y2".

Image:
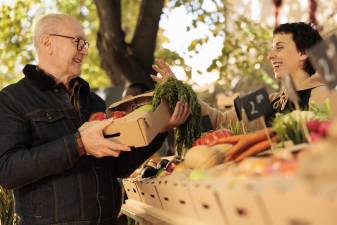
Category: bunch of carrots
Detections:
[{"x1": 209, "y1": 129, "x2": 277, "y2": 163}]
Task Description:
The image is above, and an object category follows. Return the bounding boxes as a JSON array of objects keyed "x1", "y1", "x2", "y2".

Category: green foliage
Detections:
[
  {"x1": 0, "y1": 0, "x2": 110, "y2": 90},
  {"x1": 155, "y1": 48, "x2": 193, "y2": 78},
  {"x1": 225, "y1": 120, "x2": 244, "y2": 135},
  {"x1": 0, "y1": 187, "x2": 16, "y2": 225},
  {"x1": 167, "y1": 0, "x2": 277, "y2": 92},
  {"x1": 152, "y1": 77, "x2": 202, "y2": 155},
  {"x1": 0, "y1": 0, "x2": 40, "y2": 89}
]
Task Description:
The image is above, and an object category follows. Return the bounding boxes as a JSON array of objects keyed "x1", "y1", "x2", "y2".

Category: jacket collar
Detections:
[{"x1": 23, "y1": 64, "x2": 89, "y2": 92}]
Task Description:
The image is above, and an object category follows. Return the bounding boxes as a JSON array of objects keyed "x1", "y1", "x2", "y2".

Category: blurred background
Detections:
[{"x1": 0, "y1": 0, "x2": 336, "y2": 108}]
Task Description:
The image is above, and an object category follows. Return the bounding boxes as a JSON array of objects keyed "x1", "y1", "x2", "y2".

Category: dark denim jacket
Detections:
[{"x1": 0, "y1": 65, "x2": 166, "y2": 225}]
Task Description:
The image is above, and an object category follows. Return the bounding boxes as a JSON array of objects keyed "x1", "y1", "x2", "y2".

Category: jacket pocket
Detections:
[
  {"x1": 30, "y1": 109, "x2": 65, "y2": 124},
  {"x1": 28, "y1": 109, "x2": 69, "y2": 142}
]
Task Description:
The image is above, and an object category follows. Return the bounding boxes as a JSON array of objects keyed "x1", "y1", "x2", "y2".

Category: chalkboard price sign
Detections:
[
  {"x1": 241, "y1": 88, "x2": 272, "y2": 121},
  {"x1": 309, "y1": 34, "x2": 337, "y2": 89}
]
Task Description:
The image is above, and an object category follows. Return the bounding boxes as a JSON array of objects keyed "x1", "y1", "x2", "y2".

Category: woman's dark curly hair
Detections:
[{"x1": 273, "y1": 22, "x2": 322, "y2": 76}]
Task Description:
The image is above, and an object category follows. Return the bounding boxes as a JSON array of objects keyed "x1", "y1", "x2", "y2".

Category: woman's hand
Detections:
[{"x1": 151, "y1": 59, "x2": 176, "y2": 83}]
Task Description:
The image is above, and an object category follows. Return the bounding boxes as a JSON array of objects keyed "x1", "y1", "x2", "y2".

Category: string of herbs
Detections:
[{"x1": 152, "y1": 77, "x2": 202, "y2": 156}]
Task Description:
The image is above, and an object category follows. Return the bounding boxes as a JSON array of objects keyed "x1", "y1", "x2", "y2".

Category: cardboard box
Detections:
[
  {"x1": 136, "y1": 179, "x2": 163, "y2": 209},
  {"x1": 156, "y1": 175, "x2": 199, "y2": 218},
  {"x1": 188, "y1": 179, "x2": 229, "y2": 225},
  {"x1": 216, "y1": 179, "x2": 269, "y2": 225},
  {"x1": 104, "y1": 92, "x2": 171, "y2": 147},
  {"x1": 260, "y1": 182, "x2": 336, "y2": 225},
  {"x1": 122, "y1": 179, "x2": 142, "y2": 202}
]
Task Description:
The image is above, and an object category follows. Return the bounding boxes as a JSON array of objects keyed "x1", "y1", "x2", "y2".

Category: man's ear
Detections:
[{"x1": 40, "y1": 34, "x2": 52, "y2": 55}]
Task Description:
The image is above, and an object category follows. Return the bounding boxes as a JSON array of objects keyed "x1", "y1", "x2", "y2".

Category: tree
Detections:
[{"x1": 94, "y1": 0, "x2": 163, "y2": 88}]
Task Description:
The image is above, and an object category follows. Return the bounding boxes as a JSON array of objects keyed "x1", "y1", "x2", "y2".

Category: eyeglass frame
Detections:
[{"x1": 49, "y1": 33, "x2": 89, "y2": 51}]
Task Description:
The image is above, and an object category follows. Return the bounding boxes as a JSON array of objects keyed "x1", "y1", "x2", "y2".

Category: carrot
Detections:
[
  {"x1": 233, "y1": 136, "x2": 278, "y2": 162},
  {"x1": 224, "y1": 129, "x2": 273, "y2": 161},
  {"x1": 208, "y1": 135, "x2": 244, "y2": 146}
]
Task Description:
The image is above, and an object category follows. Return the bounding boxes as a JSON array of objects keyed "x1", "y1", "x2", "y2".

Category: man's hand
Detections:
[
  {"x1": 151, "y1": 59, "x2": 176, "y2": 83},
  {"x1": 79, "y1": 118, "x2": 131, "y2": 158},
  {"x1": 161, "y1": 97, "x2": 191, "y2": 133}
]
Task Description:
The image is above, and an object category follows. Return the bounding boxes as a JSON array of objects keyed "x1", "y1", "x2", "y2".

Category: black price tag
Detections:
[
  {"x1": 241, "y1": 88, "x2": 272, "y2": 121},
  {"x1": 233, "y1": 96, "x2": 242, "y2": 121},
  {"x1": 201, "y1": 115, "x2": 213, "y2": 132},
  {"x1": 308, "y1": 34, "x2": 337, "y2": 89}
]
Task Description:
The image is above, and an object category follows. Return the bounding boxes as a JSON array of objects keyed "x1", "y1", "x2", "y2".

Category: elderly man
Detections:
[{"x1": 0, "y1": 14, "x2": 189, "y2": 225}]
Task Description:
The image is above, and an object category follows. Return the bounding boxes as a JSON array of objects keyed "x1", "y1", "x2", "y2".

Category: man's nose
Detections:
[{"x1": 79, "y1": 47, "x2": 88, "y2": 56}]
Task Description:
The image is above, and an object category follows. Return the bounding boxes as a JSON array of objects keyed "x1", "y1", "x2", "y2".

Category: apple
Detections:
[{"x1": 133, "y1": 104, "x2": 153, "y2": 113}]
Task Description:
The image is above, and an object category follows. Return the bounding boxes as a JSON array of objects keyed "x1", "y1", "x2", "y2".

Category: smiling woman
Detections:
[{"x1": 267, "y1": 22, "x2": 330, "y2": 114}]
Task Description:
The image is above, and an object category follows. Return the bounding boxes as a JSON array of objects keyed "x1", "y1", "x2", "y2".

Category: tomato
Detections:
[
  {"x1": 111, "y1": 111, "x2": 127, "y2": 119},
  {"x1": 192, "y1": 129, "x2": 232, "y2": 146},
  {"x1": 88, "y1": 112, "x2": 106, "y2": 121}
]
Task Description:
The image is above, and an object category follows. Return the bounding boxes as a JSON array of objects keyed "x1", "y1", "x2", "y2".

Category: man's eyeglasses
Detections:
[{"x1": 49, "y1": 34, "x2": 89, "y2": 51}]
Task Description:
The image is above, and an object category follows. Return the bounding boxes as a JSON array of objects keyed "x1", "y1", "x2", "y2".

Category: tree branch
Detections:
[
  {"x1": 131, "y1": 0, "x2": 165, "y2": 71},
  {"x1": 94, "y1": 0, "x2": 125, "y2": 44},
  {"x1": 94, "y1": 0, "x2": 157, "y2": 88}
]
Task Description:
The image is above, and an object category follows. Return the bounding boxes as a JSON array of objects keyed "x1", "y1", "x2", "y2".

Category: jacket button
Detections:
[
  {"x1": 53, "y1": 88, "x2": 60, "y2": 93},
  {"x1": 46, "y1": 112, "x2": 53, "y2": 120}
]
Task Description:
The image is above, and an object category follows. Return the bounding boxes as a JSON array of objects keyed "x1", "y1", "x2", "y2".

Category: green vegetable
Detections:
[
  {"x1": 272, "y1": 110, "x2": 314, "y2": 144},
  {"x1": 272, "y1": 113, "x2": 306, "y2": 144},
  {"x1": 310, "y1": 99, "x2": 330, "y2": 120},
  {"x1": 223, "y1": 120, "x2": 244, "y2": 135},
  {"x1": 272, "y1": 102, "x2": 331, "y2": 145},
  {"x1": 152, "y1": 77, "x2": 202, "y2": 156}
]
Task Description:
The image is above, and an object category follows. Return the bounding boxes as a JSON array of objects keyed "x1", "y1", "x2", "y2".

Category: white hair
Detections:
[{"x1": 32, "y1": 13, "x2": 78, "y2": 51}]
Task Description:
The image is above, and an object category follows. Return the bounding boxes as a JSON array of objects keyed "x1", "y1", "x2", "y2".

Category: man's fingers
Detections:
[
  {"x1": 150, "y1": 74, "x2": 162, "y2": 83},
  {"x1": 98, "y1": 118, "x2": 114, "y2": 129},
  {"x1": 97, "y1": 147, "x2": 121, "y2": 158},
  {"x1": 101, "y1": 139, "x2": 131, "y2": 151}
]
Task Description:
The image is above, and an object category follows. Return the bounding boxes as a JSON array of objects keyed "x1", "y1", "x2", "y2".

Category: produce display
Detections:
[{"x1": 118, "y1": 91, "x2": 337, "y2": 225}]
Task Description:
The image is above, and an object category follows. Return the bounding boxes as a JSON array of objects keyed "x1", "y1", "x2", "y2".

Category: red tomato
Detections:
[
  {"x1": 192, "y1": 129, "x2": 232, "y2": 146},
  {"x1": 88, "y1": 112, "x2": 106, "y2": 121},
  {"x1": 111, "y1": 111, "x2": 127, "y2": 119}
]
